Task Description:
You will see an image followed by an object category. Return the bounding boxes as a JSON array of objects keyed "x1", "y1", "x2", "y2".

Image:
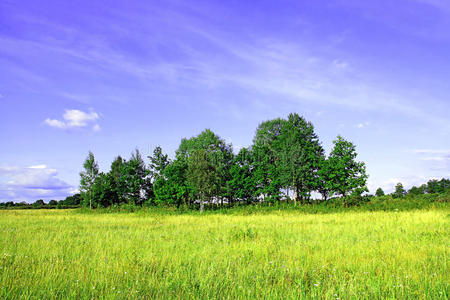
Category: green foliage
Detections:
[
  {"x1": 79, "y1": 151, "x2": 99, "y2": 209},
  {"x1": 227, "y1": 147, "x2": 257, "y2": 204},
  {"x1": 328, "y1": 136, "x2": 368, "y2": 199},
  {"x1": 252, "y1": 118, "x2": 285, "y2": 202},
  {"x1": 375, "y1": 187, "x2": 385, "y2": 197},
  {"x1": 317, "y1": 157, "x2": 333, "y2": 201},
  {"x1": 280, "y1": 113, "x2": 324, "y2": 204},
  {"x1": 187, "y1": 149, "x2": 216, "y2": 212},
  {"x1": 392, "y1": 182, "x2": 406, "y2": 198}
]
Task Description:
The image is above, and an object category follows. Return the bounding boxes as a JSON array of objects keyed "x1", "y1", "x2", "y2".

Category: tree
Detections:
[
  {"x1": 317, "y1": 157, "x2": 334, "y2": 201},
  {"x1": 392, "y1": 182, "x2": 406, "y2": 198},
  {"x1": 328, "y1": 136, "x2": 368, "y2": 202},
  {"x1": 280, "y1": 113, "x2": 324, "y2": 204},
  {"x1": 227, "y1": 147, "x2": 256, "y2": 205},
  {"x1": 48, "y1": 200, "x2": 58, "y2": 206},
  {"x1": 79, "y1": 151, "x2": 99, "y2": 209},
  {"x1": 375, "y1": 188, "x2": 385, "y2": 197},
  {"x1": 33, "y1": 199, "x2": 45, "y2": 207},
  {"x1": 122, "y1": 149, "x2": 152, "y2": 205},
  {"x1": 187, "y1": 149, "x2": 216, "y2": 212},
  {"x1": 91, "y1": 172, "x2": 120, "y2": 207},
  {"x1": 252, "y1": 118, "x2": 285, "y2": 203},
  {"x1": 108, "y1": 156, "x2": 127, "y2": 205},
  {"x1": 177, "y1": 129, "x2": 234, "y2": 208},
  {"x1": 149, "y1": 146, "x2": 169, "y2": 180},
  {"x1": 407, "y1": 185, "x2": 424, "y2": 196},
  {"x1": 63, "y1": 193, "x2": 81, "y2": 206}
]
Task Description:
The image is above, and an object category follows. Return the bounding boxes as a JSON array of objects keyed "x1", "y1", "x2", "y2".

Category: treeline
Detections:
[
  {"x1": 0, "y1": 194, "x2": 81, "y2": 209},
  {"x1": 79, "y1": 113, "x2": 369, "y2": 211},
  {"x1": 375, "y1": 178, "x2": 450, "y2": 198}
]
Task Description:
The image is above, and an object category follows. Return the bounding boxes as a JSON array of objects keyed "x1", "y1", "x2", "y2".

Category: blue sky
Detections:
[{"x1": 1, "y1": 0, "x2": 449, "y2": 203}]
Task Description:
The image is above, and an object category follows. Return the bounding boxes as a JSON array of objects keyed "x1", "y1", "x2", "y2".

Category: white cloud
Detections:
[
  {"x1": 92, "y1": 124, "x2": 101, "y2": 132},
  {"x1": 29, "y1": 164, "x2": 47, "y2": 169},
  {"x1": 413, "y1": 149, "x2": 450, "y2": 161},
  {"x1": 63, "y1": 109, "x2": 98, "y2": 127},
  {"x1": 412, "y1": 149, "x2": 450, "y2": 171},
  {"x1": 44, "y1": 118, "x2": 66, "y2": 129},
  {"x1": 356, "y1": 122, "x2": 371, "y2": 129},
  {"x1": 0, "y1": 165, "x2": 74, "y2": 203},
  {"x1": 44, "y1": 109, "x2": 100, "y2": 131}
]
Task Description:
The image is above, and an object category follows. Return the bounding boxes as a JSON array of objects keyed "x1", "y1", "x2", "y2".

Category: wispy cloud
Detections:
[
  {"x1": 413, "y1": 149, "x2": 450, "y2": 162},
  {"x1": 44, "y1": 109, "x2": 100, "y2": 131},
  {"x1": 2, "y1": 8, "x2": 449, "y2": 131},
  {"x1": 356, "y1": 122, "x2": 371, "y2": 129}
]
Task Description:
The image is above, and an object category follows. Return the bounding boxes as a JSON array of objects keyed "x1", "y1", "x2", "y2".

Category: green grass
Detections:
[{"x1": 0, "y1": 207, "x2": 448, "y2": 299}]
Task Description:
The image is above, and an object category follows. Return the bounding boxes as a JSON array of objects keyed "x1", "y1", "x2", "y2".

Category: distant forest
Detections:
[{"x1": 2, "y1": 113, "x2": 449, "y2": 210}]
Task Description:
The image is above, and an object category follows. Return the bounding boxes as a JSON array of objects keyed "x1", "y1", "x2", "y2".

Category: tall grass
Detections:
[{"x1": 0, "y1": 207, "x2": 448, "y2": 299}]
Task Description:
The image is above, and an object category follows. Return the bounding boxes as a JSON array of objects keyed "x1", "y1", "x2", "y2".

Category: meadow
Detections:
[{"x1": 0, "y1": 207, "x2": 448, "y2": 299}]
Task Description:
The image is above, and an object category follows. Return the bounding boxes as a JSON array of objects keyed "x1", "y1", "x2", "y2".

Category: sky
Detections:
[{"x1": 1, "y1": 0, "x2": 449, "y2": 203}]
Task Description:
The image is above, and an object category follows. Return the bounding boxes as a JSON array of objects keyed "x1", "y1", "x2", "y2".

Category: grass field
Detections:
[{"x1": 0, "y1": 208, "x2": 448, "y2": 299}]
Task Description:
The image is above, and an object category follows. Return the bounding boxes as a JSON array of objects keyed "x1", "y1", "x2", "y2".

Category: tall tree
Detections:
[
  {"x1": 122, "y1": 149, "x2": 152, "y2": 205},
  {"x1": 279, "y1": 113, "x2": 324, "y2": 204},
  {"x1": 187, "y1": 149, "x2": 216, "y2": 212},
  {"x1": 252, "y1": 118, "x2": 285, "y2": 202},
  {"x1": 149, "y1": 146, "x2": 169, "y2": 180},
  {"x1": 317, "y1": 157, "x2": 334, "y2": 201},
  {"x1": 227, "y1": 147, "x2": 256, "y2": 205},
  {"x1": 328, "y1": 136, "x2": 368, "y2": 201},
  {"x1": 108, "y1": 156, "x2": 126, "y2": 205},
  {"x1": 177, "y1": 129, "x2": 233, "y2": 207},
  {"x1": 79, "y1": 151, "x2": 99, "y2": 209}
]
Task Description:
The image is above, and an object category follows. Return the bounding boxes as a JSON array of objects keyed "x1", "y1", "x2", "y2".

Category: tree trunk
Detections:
[
  {"x1": 200, "y1": 193, "x2": 204, "y2": 213},
  {"x1": 294, "y1": 186, "x2": 299, "y2": 206}
]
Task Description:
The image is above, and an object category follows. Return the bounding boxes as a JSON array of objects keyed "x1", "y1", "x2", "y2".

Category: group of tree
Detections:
[
  {"x1": 375, "y1": 178, "x2": 450, "y2": 198},
  {"x1": 0, "y1": 194, "x2": 81, "y2": 209},
  {"x1": 79, "y1": 113, "x2": 369, "y2": 211}
]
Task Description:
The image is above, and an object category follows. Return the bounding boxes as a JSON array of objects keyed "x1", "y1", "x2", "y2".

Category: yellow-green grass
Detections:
[{"x1": 0, "y1": 208, "x2": 448, "y2": 299}]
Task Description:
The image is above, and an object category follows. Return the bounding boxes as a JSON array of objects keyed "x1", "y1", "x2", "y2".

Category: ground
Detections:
[{"x1": 0, "y1": 208, "x2": 448, "y2": 299}]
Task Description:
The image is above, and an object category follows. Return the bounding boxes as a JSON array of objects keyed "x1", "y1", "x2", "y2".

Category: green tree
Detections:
[
  {"x1": 407, "y1": 185, "x2": 424, "y2": 196},
  {"x1": 280, "y1": 113, "x2": 324, "y2": 204},
  {"x1": 187, "y1": 149, "x2": 216, "y2": 212},
  {"x1": 227, "y1": 147, "x2": 256, "y2": 205},
  {"x1": 317, "y1": 157, "x2": 334, "y2": 201},
  {"x1": 122, "y1": 149, "x2": 152, "y2": 205},
  {"x1": 177, "y1": 129, "x2": 233, "y2": 207},
  {"x1": 48, "y1": 200, "x2": 58, "y2": 206},
  {"x1": 107, "y1": 156, "x2": 127, "y2": 205},
  {"x1": 149, "y1": 146, "x2": 169, "y2": 180},
  {"x1": 328, "y1": 136, "x2": 368, "y2": 202},
  {"x1": 63, "y1": 193, "x2": 81, "y2": 206},
  {"x1": 79, "y1": 151, "x2": 99, "y2": 209},
  {"x1": 90, "y1": 172, "x2": 116, "y2": 207},
  {"x1": 375, "y1": 187, "x2": 385, "y2": 197},
  {"x1": 158, "y1": 160, "x2": 190, "y2": 207},
  {"x1": 33, "y1": 199, "x2": 45, "y2": 207},
  {"x1": 392, "y1": 182, "x2": 406, "y2": 198},
  {"x1": 252, "y1": 118, "x2": 285, "y2": 203}
]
